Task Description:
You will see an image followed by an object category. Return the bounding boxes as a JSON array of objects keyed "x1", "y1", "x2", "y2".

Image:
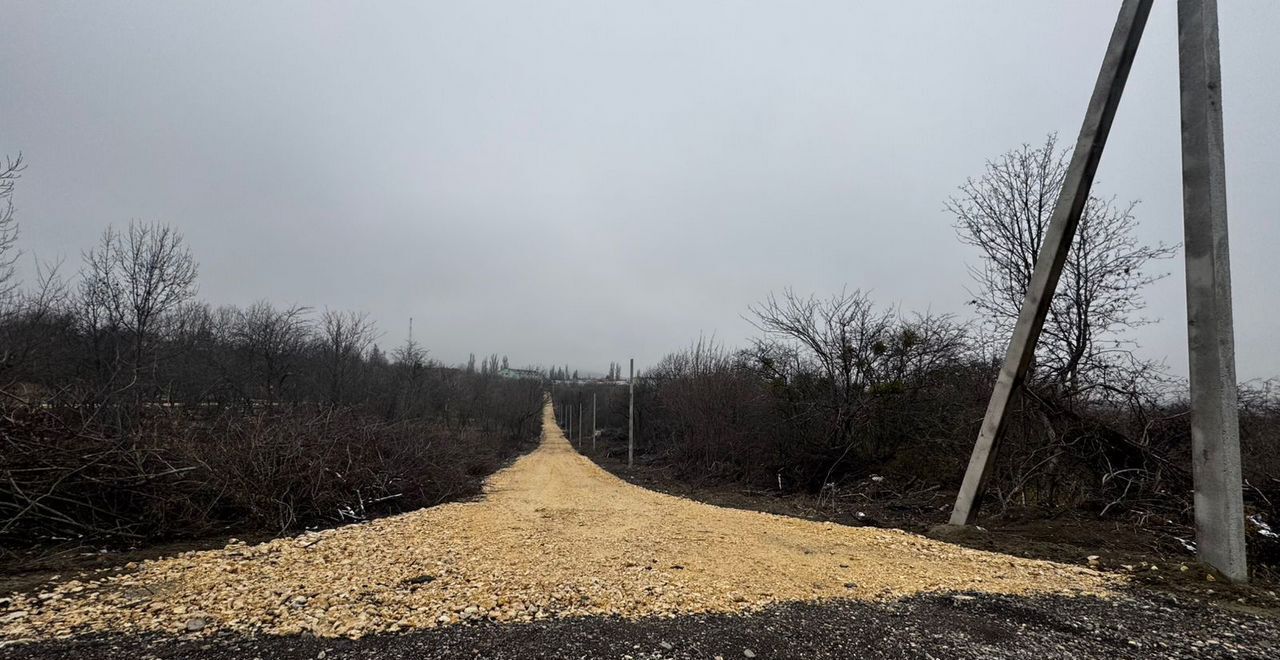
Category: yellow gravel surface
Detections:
[{"x1": 1, "y1": 400, "x2": 1118, "y2": 640}]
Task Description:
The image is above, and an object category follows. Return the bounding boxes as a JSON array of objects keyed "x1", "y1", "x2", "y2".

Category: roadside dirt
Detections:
[{"x1": 2, "y1": 400, "x2": 1117, "y2": 643}]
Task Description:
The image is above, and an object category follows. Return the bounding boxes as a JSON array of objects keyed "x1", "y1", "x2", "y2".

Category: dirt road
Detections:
[{"x1": 7, "y1": 400, "x2": 1277, "y2": 658}]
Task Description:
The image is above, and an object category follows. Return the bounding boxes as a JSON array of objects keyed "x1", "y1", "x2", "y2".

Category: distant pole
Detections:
[
  {"x1": 578, "y1": 402, "x2": 583, "y2": 447},
  {"x1": 592, "y1": 392, "x2": 597, "y2": 452},
  {"x1": 628, "y1": 358, "x2": 635, "y2": 468},
  {"x1": 567, "y1": 401, "x2": 572, "y2": 444},
  {"x1": 1177, "y1": 0, "x2": 1246, "y2": 582}
]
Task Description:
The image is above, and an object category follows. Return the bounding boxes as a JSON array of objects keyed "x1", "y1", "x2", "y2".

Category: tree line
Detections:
[{"x1": 0, "y1": 157, "x2": 544, "y2": 547}]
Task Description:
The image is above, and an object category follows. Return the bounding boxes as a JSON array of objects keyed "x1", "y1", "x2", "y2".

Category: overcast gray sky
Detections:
[{"x1": 2, "y1": 1, "x2": 1277, "y2": 379}]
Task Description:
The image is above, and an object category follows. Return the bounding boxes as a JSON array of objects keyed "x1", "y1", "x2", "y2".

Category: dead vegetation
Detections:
[
  {"x1": 558, "y1": 137, "x2": 1280, "y2": 581},
  {"x1": 0, "y1": 183, "x2": 544, "y2": 551}
]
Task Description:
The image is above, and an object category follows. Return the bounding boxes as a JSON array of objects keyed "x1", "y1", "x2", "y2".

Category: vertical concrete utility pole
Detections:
[
  {"x1": 950, "y1": 0, "x2": 1154, "y2": 526},
  {"x1": 1177, "y1": 0, "x2": 1246, "y2": 582},
  {"x1": 578, "y1": 403, "x2": 583, "y2": 447},
  {"x1": 592, "y1": 393, "x2": 597, "y2": 452},
  {"x1": 628, "y1": 358, "x2": 635, "y2": 468}
]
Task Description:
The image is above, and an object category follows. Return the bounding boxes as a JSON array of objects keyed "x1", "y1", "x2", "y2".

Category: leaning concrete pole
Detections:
[
  {"x1": 950, "y1": 0, "x2": 1154, "y2": 526},
  {"x1": 1178, "y1": 0, "x2": 1246, "y2": 582},
  {"x1": 628, "y1": 358, "x2": 635, "y2": 468}
]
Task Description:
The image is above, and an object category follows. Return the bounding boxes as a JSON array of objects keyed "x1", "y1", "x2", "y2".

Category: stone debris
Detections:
[{"x1": 0, "y1": 402, "x2": 1119, "y2": 642}]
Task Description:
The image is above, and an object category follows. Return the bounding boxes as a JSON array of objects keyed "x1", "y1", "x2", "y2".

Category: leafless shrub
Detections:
[{"x1": 0, "y1": 402, "x2": 531, "y2": 546}]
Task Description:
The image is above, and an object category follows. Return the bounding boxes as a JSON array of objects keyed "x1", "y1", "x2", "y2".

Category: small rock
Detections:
[
  {"x1": 659, "y1": 641, "x2": 673, "y2": 650},
  {"x1": 185, "y1": 616, "x2": 210, "y2": 632},
  {"x1": 744, "y1": 650, "x2": 756, "y2": 658}
]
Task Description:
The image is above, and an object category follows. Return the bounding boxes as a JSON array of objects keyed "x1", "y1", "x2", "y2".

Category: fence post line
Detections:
[{"x1": 628, "y1": 358, "x2": 635, "y2": 468}]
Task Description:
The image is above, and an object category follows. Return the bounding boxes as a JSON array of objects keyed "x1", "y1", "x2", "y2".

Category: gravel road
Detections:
[{"x1": 3, "y1": 400, "x2": 1277, "y2": 658}]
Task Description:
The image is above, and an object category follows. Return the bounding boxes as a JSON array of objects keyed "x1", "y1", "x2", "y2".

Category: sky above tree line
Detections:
[{"x1": 2, "y1": 1, "x2": 1277, "y2": 380}]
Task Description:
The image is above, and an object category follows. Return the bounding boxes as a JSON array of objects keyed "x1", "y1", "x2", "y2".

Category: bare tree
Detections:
[
  {"x1": 233, "y1": 301, "x2": 312, "y2": 405},
  {"x1": 747, "y1": 288, "x2": 896, "y2": 474},
  {"x1": 748, "y1": 288, "x2": 894, "y2": 396},
  {"x1": 948, "y1": 134, "x2": 1175, "y2": 395},
  {"x1": 392, "y1": 335, "x2": 427, "y2": 369},
  {"x1": 77, "y1": 221, "x2": 199, "y2": 395},
  {"x1": 387, "y1": 333, "x2": 430, "y2": 419},
  {"x1": 318, "y1": 309, "x2": 378, "y2": 406},
  {"x1": 871, "y1": 312, "x2": 972, "y2": 391},
  {"x1": 0, "y1": 154, "x2": 24, "y2": 303},
  {"x1": 1, "y1": 260, "x2": 70, "y2": 382}
]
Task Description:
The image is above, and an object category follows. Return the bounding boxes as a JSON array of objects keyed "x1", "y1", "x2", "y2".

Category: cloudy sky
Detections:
[{"x1": 2, "y1": 1, "x2": 1277, "y2": 379}]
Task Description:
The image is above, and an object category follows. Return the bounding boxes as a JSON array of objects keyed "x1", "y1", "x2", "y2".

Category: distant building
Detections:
[{"x1": 499, "y1": 367, "x2": 543, "y2": 380}]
